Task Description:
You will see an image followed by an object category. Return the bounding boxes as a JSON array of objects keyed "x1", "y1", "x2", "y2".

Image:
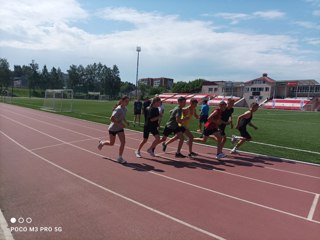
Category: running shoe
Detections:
[
  {"x1": 117, "y1": 157, "x2": 127, "y2": 164},
  {"x1": 231, "y1": 135, "x2": 237, "y2": 144},
  {"x1": 188, "y1": 152, "x2": 198, "y2": 157},
  {"x1": 135, "y1": 150, "x2": 141, "y2": 158},
  {"x1": 216, "y1": 152, "x2": 226, "y2": 159},
  {"x1": 175, "y1": 152, "x2": 186, "y2": 158},
  {"x1": 147, "y1": 148, "x2": 156, "y2": 157},
  {"x1": 230, "y1": 147, "x2": 239, "y2": 154},
  {"x1": 162, "y1": 142, "x2": 167, "y2": 152},
  {"x1": 97, "y1": 140, "x2": 103, "y2": 150}
]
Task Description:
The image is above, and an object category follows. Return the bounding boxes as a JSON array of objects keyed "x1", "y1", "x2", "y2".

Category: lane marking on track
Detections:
[
  {"x1": 31, "y1": 138, "x2": 95, "y2": 151},
  {"x1": 1, "y1": 117, "x2": 320, "y2": 224},
  {"x1": 308, "y1": 194, "x2": 320, "y2": 221},
  {"x1": 264, "y1": 167, "x2": 320, "y2": 180},
  {"x1": 3, "y1": 107, "x2": 320, "y2": 177},
  {"x1": 0, "y1": 209, "x2": 15, "y2": 240},
  {"x1": 3, "y1": 105, "x2": 320, "y2": 157},
  {"x1": 1, "y1": 113, "x2": 319, "y2": 194},
  {"x1": 0, "y1": 131, "x2": 226, "y2": 240}
]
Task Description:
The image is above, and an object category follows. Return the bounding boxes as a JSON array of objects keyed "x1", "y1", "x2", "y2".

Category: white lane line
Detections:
[
  {"x1": 0, "y1": 131, "x2": 226, "y2": 240},
  {"x1": 248, "y1": 141, "x2": 320, "y2": 155},
  {"x1": 3, "y1": 111, "x2": 318, "y2": 195},
  {"x1": 4, "y1": 105, "x2": 320, "y2": 158},
  {"x1": 308, "y1": 194, "x2": 320, "y2": 221},
  {"x1": 214, "y1": 168, "x2": 318, "y2": 195},
  {"x1": 264, "y1": 167, "x2": 320, "y2": 180},
  {"x1": 0, "y1": 209, "x2": 15, "y2": 240},
  {"x1": 3, "y1": 108, "x2": 320, "y2": 178},
  {"x1": 31, "y1": 138, "x2": 96, "y2": 151},
  {"x1": 1, "y1": 117, "x2": 320, "y2": 224}
]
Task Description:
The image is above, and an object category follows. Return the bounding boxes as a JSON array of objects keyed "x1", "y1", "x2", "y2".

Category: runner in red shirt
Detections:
[{"x1": 193, "y1": 101, "x2": 227, "y2": 159}]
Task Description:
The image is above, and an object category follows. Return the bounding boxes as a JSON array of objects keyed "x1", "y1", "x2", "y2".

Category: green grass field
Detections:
[{"x1": 4, "y1": 97, "x2": 320, "y2": 164}]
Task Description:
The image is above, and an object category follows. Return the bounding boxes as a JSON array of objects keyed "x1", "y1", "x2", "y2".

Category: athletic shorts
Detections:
[
  {"x1": 143, "y1": 125, "x2": 159, "y2": 139},
  {"x1": 203, "y1": 127, "x2": 219, "y2": 137},
  {"x1": 199, "y1": 115, "x2": 208, "y2": 123},
  {"x1": 109, "y1": 129, "x2": 124, "y2": 136},
  {"x1": 239, "y1": 127, "x2": 251, "y2": 139},
  {"x1": 219, "y1": 124, "x2": 226, "y2": 136},
  {"x1": 163, "y1": 126, "x2": 186, "y2": 137},
  {"x1": 134, "y1": 110, "x2": 142, "y2": 115}
]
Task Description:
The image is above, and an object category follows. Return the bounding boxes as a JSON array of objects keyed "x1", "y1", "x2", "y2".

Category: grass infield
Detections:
[{"x1": 5, "y1": 97, "x2": 320, "y2": 165}]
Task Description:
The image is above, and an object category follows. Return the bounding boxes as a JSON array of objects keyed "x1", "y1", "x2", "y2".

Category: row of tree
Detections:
[{"x1": 0, "y1": 57, "x2": 205, "y2": 98}]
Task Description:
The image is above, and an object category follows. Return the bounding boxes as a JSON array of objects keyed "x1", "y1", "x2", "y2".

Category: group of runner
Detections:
[{"x1": 98, "y1": 95, "x2": 259, "y2": 164}]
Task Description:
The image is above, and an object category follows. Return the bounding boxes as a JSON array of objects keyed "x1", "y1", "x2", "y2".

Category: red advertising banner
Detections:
[{"x1": 287, "y1": 81, "x2": 298, "y2": 86}]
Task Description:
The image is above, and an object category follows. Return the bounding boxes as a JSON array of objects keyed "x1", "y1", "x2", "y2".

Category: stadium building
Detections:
[{"x1": 201, "y1": 73, "x2": 320, "y2": 111}]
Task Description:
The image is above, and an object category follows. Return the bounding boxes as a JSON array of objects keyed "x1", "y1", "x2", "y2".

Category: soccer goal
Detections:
[{"x1": 42, "y1": 89, "x2": 73, "y2": 112}]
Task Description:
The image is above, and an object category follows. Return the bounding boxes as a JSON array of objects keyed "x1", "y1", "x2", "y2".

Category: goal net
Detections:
[{"x1": 42, "y1": 89, "x2": 73, "y2": 112}]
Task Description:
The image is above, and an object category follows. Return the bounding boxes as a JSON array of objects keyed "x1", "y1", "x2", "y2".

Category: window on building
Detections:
[
  {"x1": 214, "y1": 88, "x2": 218, "y2": 92},
  {"x1": 208, "y1": 88, "x2": 213, "y2": 93},
  {"x1": 265, "y1": 87, "x2": 269, "y2": 92}
]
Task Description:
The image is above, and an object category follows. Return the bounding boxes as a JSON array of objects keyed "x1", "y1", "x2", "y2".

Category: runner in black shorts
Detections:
[
  {"x1": 98, "y1": 96, "x2": 130, "y2": 164},
  {"x1": 231, "y1": 102, "x2": 259, "y2": 154},
  {"x1": 193, "y1": 101, "x2": 227, "y2": 159},
  {"x1": 135, "y1": 97, "x2": 162, "y2": 158},
  {"x1": 133, "y1": 97, "x2": 142, "y2": 127},
  {"x1": 158, "y1": 97, "x2": 187, "y2": 158},
  {"x1": 219, "y1": 98, "x2": 235, "y2": 149}
]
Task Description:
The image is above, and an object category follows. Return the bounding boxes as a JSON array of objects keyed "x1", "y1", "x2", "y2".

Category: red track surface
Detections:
[{"x1": 1, "y1": 103, "x2": 319, "y2": 240}]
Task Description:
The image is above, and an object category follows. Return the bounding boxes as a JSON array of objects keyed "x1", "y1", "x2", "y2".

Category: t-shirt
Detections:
[
  {"x1": 200, "y1": 104, "x2": 209, "y2": 116},
  {"x1": 221, "y1": 108, "x2": 234, "y2": 122},
  {"x1": 204, "y1": 108, "x2": 221, "y2": 129},
  {"x1": 146, "y1": 107, "x2": 160, "y2": 128},
  {"x1": 108, "y1": 105, "x2": 127, "y2": 131},
  {"x1": 134, "y1": 100, "x2": 142, "y2": 111},
  {"x1": 143, "y1": 100, "x2": 151, "y2": 121},
  {"x1": 166, "y1": 106, "x2": 183, "y2": 129},
  {"x1": 178, "y1": 108, "x2": 193, "y2": 128}
]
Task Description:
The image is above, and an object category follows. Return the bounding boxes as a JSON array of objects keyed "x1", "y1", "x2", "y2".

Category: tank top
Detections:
[
  {"x1": 239, "y1": 112, "x2": 253, "y2": 128},
  {"x1": 179, "y1": 109, "x2": 193, "y2": 128}
]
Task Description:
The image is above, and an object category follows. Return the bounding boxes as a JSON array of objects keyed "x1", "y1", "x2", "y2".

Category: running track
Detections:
[{"x1": 0, "y1": 103, "x2": 319, "y2": 240}]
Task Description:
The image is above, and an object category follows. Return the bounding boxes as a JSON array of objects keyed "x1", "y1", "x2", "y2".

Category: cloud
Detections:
[
  {"x1": 304, "y1": 38, "x2": 320, "y2": 45},
  {"x1": 313, "y1": 9, "x2": 320, "y2": 16},
  {"x1": 213, "y1": 13, "x2": 251, "y2": 25},
  {"x1": 212, "y1": 10, "x2": 285, "y2": 24},
  {"x1": 253, "y1": 10, "x2": 285, "y2": 19},
  {"x1": 294, "y1": 21, "x2": 320, "y2": 30},
  {"x1": 0, "y1": 2, "x2": 318, "y2": 82}
]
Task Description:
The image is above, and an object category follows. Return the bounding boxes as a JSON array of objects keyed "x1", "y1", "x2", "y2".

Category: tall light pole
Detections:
[{"x1": 135, "y1": 46, "x2": 141, "y2": 98}]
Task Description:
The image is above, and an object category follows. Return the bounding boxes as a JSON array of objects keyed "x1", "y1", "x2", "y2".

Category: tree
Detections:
[
  {"x1": 101, "y1": 64, "x2": 121, "y2": 98},
  {"x1": 0, "y1": 58, "x2": 11, "y2": 91},
  {"x1": 67, "y1": 64, "x2": 82, "y2": 93},
  {"x1": 172, "y1": 81, "x2": 188, "y2": 93},
  {"x1": 29, "y1": 60, "x2": 40, "y2": 97},
  {"x1": 120, "y1": 81, "x2": 135, "y2": 95},
  {"x1": 138, "y1": 83, "x2": 151, "y2": 99},
  {"x1": 13, "y1": 65, "x2": 23, "y2": 78},
  {"x1": 40, "y1": 65, "x2": 50, "y2": 90},
  {"x1": 49, "y1": 67, "x2": 64, "y2": 89},
  {"x1": 172, "y1": 79, "x2": 204, "y2": 93}
]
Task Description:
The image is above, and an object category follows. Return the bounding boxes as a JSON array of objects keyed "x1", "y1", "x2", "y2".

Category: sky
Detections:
[{"x1": 0, "y1": 0, "x2": 319, "y2": 84}]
